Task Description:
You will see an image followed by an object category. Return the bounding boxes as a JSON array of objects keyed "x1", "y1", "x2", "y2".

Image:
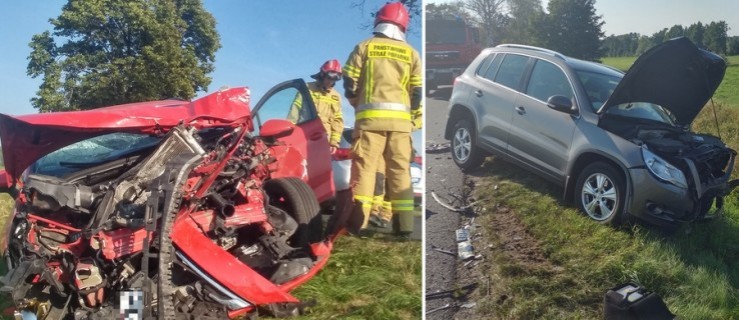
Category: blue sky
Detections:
[
  {"x1": 0, "y1": 1, "x2": 422, "y2": 149},
  {"x1": 428, "y1": 0, "x2": 739, "y2": 37}
]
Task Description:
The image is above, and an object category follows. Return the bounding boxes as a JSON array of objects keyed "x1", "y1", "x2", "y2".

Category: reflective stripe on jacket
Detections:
[{"x1": 344, "y1": 36, "x2": 422, "y2": 132}]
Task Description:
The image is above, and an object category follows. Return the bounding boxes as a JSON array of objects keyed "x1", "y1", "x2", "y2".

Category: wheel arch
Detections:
[
  {"x1": 564, "y1": 151, "x2": 632, "y2": 206},
  {"x1": 445, "y1": 104, "x2": 477, "y2": 140}
]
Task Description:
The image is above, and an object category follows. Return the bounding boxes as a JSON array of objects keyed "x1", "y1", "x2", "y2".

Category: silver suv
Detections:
[{"x1": 445, "y1": 37, "x2": 737, "y2": 226}]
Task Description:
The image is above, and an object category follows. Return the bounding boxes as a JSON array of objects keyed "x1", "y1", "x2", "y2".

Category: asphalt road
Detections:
[{"x1": 424, "y1": 88, "x2": 467, "y2": 319}]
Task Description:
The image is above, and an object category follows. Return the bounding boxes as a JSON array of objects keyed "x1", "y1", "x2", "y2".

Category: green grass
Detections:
[
  {"x1": 0, "y1": 194, "x2": 11, "y2": 318},
  {"x1": 602, "y1": 55, "x2": 739, "y2": 108},
  {"x1": 471, "y1": 103, "x2": 739, "y2": 319},
  {"x1": 600, "y1": 56, "x2": 636, "y2": 72},
  {"x1": 292, "y1": 234, "x2": 421, "y2": 320}
]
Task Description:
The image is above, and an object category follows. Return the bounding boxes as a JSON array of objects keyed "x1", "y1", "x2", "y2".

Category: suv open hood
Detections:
[
  {"x1": 599, "y1": 37, "x2": 726, "y2": 126},
  {"x1": 0, "y1": 87, "x2": 252, "y2": 181}
]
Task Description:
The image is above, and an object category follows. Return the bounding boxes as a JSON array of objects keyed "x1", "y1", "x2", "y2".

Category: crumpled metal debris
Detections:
[
  {"x1": 431, "y1": 191, "x2": 476, "y2": 212},
  {"x1": 426, "y1": 143, "x2": 450, "y2": 153}
]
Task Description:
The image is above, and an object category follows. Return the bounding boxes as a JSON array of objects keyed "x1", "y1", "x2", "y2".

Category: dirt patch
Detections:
[
  {"x1": 450, "y1": 178, "x2": 564, "y2": 319},
  {"x1": 489, "y1": 204, "x2": 553, "y2": 268}
]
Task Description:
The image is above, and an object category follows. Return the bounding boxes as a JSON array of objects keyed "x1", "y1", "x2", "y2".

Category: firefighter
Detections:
[
  {"x1": 288, "y1": 59, "x2": 344, "y2": 152},
  {"x1": 343, "y1": 2, "x2": 422, "y2": 237}
]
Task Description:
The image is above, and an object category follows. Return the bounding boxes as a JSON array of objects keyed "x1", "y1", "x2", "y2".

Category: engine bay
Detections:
[{"x1": 1, "y1": 125, "x2": 323, "y2": 319}]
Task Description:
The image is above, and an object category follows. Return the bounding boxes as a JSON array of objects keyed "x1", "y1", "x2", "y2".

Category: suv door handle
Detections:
[
  {"x1": 475, "y1": 90, "x2": 483, "y2": 97},
  {"x1": 515, "y1": 106, "x2": 526, "y2": 115}
]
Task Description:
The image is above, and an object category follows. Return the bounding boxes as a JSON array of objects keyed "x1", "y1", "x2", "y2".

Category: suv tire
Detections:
[
  {"x1": 451, "y1": 118, "x2": 484, "y2": 171},
  {"x1": 575, "y1": 162, "x2": 625, "y2": 226}
]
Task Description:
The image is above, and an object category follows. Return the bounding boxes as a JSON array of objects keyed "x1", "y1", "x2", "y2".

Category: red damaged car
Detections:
[{"x1": 0, "y1": 79, "x2": 338, "y2": 319}]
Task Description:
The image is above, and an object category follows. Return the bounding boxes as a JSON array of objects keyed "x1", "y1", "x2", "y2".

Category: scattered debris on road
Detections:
[
  {"x1": 431, "y1": 191, "x2": 476, "y2": 212},
  {"x1": 426, "y1": 303, "x2": 452, "y2": 315},
  {"x1": 426, "y1": 143, "x2": 451, "y2": 153},
  {"x1": 431, "y1": 245, "x2": 456, "y2": 256}
]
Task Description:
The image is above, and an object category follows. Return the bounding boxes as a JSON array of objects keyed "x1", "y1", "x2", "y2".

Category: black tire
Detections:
[
  {"x1": 264, "y1": 178, "x2": 323, "y2": 247},
  {"x1": 574, "y1": 162, "x2": 626, "y2": 226},
  {"x1": 451, "y1": 118, "x2": 484, "y2": 171}
]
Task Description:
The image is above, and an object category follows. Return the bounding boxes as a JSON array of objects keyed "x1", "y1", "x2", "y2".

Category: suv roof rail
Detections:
[{"x1": 495, "y1": 44, "x2": 567, "y2": 60}]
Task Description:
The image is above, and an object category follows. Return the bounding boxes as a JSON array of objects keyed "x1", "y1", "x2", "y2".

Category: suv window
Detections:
[
  {"x1": 481, "y1": 54, "x2": 504, "y2": 82},
  {"x1": 475, "y1": 53, "x2": 496, "y2": 77},
  {"x1": 525, "y1": 59, "x2": 574, "y2": 102},
  {"x1": 493, "y1": 54, "x2": 529, "y2": 90}
]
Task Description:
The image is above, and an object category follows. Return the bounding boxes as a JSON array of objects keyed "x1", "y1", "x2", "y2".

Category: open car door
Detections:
[{"x1": 251, "y1": 79, "x2": 334, "y2": 203}]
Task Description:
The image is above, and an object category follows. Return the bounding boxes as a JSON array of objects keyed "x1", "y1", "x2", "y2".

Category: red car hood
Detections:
[{"x1": 0, "y1": 87, "x2": 252, "y2": 181}]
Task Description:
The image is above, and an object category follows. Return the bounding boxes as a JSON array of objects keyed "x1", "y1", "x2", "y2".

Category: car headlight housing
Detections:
[{"x1": 641, "y1": 148, "x2": 687, "y2": 189}]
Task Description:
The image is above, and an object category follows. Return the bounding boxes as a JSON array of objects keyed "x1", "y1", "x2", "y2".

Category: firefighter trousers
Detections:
[{"x1": 350, "y1": 130, "x2": 413, "y2": 232}]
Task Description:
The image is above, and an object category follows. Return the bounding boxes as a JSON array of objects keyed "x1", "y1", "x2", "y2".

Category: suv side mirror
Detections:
[
  {"x1": 547, "y1": 95, "x2": 577, "y2": 115},
  {"x1": 260, "y1": 119, "x2": 295, "y2": 139}
]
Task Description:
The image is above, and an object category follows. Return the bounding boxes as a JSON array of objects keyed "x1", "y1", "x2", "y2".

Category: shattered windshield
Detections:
[{"x1": 32, "y1": 133, "x2": 161, "y2": 177}]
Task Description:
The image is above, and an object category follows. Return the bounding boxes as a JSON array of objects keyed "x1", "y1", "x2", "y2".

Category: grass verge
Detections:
[{"x1": 292, "y1": 233, "x2": 422, "y2": 320}]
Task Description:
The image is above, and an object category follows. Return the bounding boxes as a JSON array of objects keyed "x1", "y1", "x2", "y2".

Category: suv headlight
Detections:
[{"x1": 641, "y1": 148, "x2": 687, "y2": 188}]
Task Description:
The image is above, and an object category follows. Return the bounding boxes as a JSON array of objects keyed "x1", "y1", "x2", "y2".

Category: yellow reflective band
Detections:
[
  {"x1": 391, "y1": 200, "x2": 414, "y2": 205},
  {"x1": 343, "y1": 65, "x2": 361, "y2": 77},
  {"x1": 368, "y1": 43, "x2": 411, "y2": 63},
  {"x1": 409, "y1": 75, "x2": 422, "y2": 86},
  {"x1": 382, "y1": 201, "x2": 392, "y2": 209},
  {"x1": 373, "y1": 195, "x2": 384, "y2": 202},
  {"x1": 365, "y1": 59, "x2": 374, "y2": 105},
  {"x1": 354, "y1": 195, "x2": 373, "y2": 203},
  {"x1": 392, "y1": 205, "x2": 415, "y2": 212},
  {"x1": 331, "y1": 132, "x2": 341, "y2": 139},
  {"x1": 356, "y1": 109, "x2": 412, "y2": 120}
]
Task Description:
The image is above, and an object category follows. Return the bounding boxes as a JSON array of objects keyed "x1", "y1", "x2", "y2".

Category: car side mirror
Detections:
[
  {"x1": 547, "y1": 95, "x2": 577, "y2": 115},
  {"x1": 260, "y1": 119, "x2": 295, "y2": 139}
]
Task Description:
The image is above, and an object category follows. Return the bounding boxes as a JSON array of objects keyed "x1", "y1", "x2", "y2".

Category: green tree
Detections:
[
  {"x1": 27, "y1": 0, "x2": 220, "y2": 112},
  {"x1": 665, "y1": 24, "x2": 685, "y2": 39},
  {"x1": 504, "y1": 0, "x2": 545, "y2": 45},
  {"x1": 727, "y1": 36, "x2": 739, "y2": 55},
  {"x1": 541, "y1": 0, "x2": 604, "y2": 61},
  {"x1": 704, "y1": 21, "x2": 729, "y2": 54},
  {"x1": 686, "y1": 22, "x2": 705, "y2": 48},
  {"x1": 425, "y1": 1, "x2": 469, "y2": 20},
  {"x1": 602, "y1": 32, "x2": 640, "y2": 57},
  {"x1": 464, "y1": 0, "x2": 509, "y2": 45}
]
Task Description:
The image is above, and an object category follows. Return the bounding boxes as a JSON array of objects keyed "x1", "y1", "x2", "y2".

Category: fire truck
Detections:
[{"x1": 426, "y1": 17, "x2": 483, "y2": 94}]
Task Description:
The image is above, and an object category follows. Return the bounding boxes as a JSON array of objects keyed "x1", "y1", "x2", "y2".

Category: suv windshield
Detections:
[
  {"x1": 32, "y1": 133, "x2": 161, "y2": 177},
  {"x1": 603, "y1": 102, "x2": 678, "y2": 126},
  {"x1": 576, "y1": 71, "x2": 621, "y2": 111}
]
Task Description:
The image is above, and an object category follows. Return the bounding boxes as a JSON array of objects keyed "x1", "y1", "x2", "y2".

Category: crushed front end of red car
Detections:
[{"x1": 0, "y1": 87, "x2": 335, "y2": 319}]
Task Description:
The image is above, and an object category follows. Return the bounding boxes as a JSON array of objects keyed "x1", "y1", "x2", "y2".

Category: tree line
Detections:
[
  {"x1": 428, "y1": 0, "x2": 737, "y2": 62},
  {"x1": 603, "y1": 21, "x2": 739, "y2": 57},
  {"x1": 427, "y1": 0, "x2": 605, "y2": 61}
]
